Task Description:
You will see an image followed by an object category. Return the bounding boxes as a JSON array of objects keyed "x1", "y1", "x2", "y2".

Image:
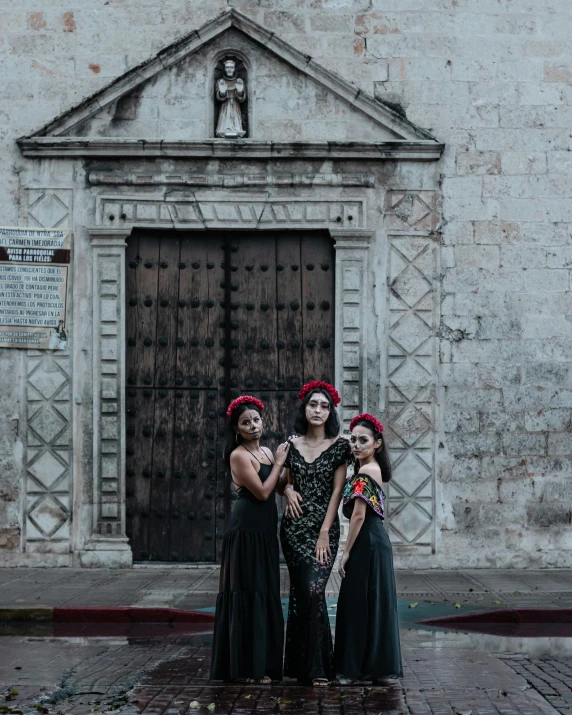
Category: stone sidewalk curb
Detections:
[
  {"x1": 0, "y1": 606, "x2": 215, "y2": 623},
  {"x1": 418, "y1": 607, "x2": 572, "y2": 626}
]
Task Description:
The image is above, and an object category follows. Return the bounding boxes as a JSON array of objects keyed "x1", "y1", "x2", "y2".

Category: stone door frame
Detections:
[{"x1": 82, "y1": 194, "x2": 373, "y2": 566}]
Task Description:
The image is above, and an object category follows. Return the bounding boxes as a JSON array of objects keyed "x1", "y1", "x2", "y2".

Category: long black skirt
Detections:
[
  {"x1": 333, "y1": 514, "x2": 403, "y2": 680},
  {"x1": 210, "y1": 490, "x2": 284, "y2": 681}
]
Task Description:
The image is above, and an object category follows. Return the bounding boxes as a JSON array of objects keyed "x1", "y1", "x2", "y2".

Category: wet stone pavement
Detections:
[
  {"x1": 1, "y1": 568, "x2": 572, "y2": 715},
  {"x1": 1, "y1": 629, "x2": 570, "y2": 715}
]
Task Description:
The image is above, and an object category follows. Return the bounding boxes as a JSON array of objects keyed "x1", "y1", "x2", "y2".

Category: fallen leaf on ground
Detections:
[
  {"x1": 242, "y1": 695, "x2": 252, "y2": 699},
  {"x1": 454, "y1": 603, "x2": 461, "y2": 608},
  {"x1": 408, "y1": 602, "x2": 418, "y2": 609},
  {"x1": 477, "y1": 596, "x2": 484, "y2": 601},
  {"x1": 493, "y1": 600, "x2": 502, "y2": 605},
  {"x1": 206, "y1": 705, "x2": 215, "y2": 712},
  {"x1": 189, "y1": 702, "x2": 201, "y2": 710}
]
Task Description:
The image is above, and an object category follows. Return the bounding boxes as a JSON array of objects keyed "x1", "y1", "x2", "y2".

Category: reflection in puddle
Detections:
[{"x1": 401, "y1": 627, "x2": 572, "y2": 658}]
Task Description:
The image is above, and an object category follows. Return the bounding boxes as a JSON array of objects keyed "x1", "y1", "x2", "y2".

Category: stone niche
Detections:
[{"x1": 13, "y1": 8, "x2": 444, "y2": 568}]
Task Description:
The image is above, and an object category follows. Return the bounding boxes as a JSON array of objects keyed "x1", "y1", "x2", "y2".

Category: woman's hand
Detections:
[
  {"x1": 284, "y1": 486, "x2": 303, "y2": 519},
  {"x1": 315, "y1": 530, "x2": 332, "y2": 565},
  {"x1": 274, "y1": 441, "x2": 291, "y2": 468},
  {"x1": 338, "y1": 551, "x2": 350, "y2": 578}
]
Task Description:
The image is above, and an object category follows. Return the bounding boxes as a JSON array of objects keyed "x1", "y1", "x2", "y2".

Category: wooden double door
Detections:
[{"x1": 125, "y1": 230, "x2": 335, "y2": 562}]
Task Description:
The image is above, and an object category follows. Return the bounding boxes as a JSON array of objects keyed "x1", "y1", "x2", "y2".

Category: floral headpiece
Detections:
[
  {"x1": 350, "y1": 413, "x2": 384, "y2": 435},
  {"x1": 297, "y1": 381, "x2": 341, "y2": 407},
  {"x1": 226, "y1": 395, "x2": 264, "y2": 418}
]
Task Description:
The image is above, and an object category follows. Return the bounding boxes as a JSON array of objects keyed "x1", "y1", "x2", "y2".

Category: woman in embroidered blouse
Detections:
[
  {"x1": 280, "y1": 381, "x2": 351, "y2": 687},
  {"x1": 333, "y1": 413, "x2": 403, "y2": 684}
]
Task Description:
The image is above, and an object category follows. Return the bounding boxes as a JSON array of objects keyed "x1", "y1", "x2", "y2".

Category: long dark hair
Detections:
[
  {"x1": 224, "y1": 402, "x2": 263, "y2": 468},
  {"x1": 293, "y1": 389, "x2": 340, "y2": 438},
  {"x1": 351, "y1": 419, "x2": 392, "y2": 482}
]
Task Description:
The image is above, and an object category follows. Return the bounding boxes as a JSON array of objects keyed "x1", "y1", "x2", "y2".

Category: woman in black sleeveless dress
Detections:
[
  {"x1": 333, "y1": 413, "x2": 402, "y2": 684},
  {"x1": 210, "y1": 396, "x2": 290, "y2": 683},
  {"x1": 280, "y1": 381, "x2": 350, "y2": 686}
]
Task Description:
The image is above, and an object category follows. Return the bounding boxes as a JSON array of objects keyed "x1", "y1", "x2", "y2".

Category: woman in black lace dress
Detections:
[
  {"x1": 210, "y1": 396, "x2": 290, "y2": 683},
  {"x1": 280, "y1": 381, "x2": 350, "y2": 686}
]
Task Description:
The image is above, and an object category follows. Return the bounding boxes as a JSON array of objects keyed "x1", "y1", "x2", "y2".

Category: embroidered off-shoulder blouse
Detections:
[{"x1": 342, "y1": 472, "x2": 385, "y2": 519}]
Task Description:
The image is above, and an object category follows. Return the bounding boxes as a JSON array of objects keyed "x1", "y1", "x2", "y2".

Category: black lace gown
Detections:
[
  {"x1": 280, "y1": 439, "x2": 350, "y2": 683},
  {"x1": 210, "y1": 462, "x2": 284, "y2": 681}
]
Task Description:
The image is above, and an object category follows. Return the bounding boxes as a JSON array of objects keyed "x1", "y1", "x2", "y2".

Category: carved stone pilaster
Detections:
[
  {"x1": 330, "y1": 230, "x2": 374, "y2": 429},
  {"x1": 81, "y1": 228, "x2": 132, "y2": 567}
]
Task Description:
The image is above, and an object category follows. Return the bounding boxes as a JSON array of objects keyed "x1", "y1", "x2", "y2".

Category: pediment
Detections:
[{"x1": 19, "y1": 9, "x2": 443, "y2": 160}]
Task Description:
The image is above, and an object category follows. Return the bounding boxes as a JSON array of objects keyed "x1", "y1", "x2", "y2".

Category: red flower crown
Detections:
[
  {"x1": 297, "y1": 381, "x2": 341, "y2": 407},
  {"x1": 226, "y1": 395, "x2": 265, "y2": 418},
  {"x1": 349, "y1": 413, "x2": 384, "y2": 434}
]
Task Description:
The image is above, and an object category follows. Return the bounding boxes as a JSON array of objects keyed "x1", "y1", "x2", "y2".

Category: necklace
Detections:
[
  {"x1": 241, "y1": 444, "x2": 272, "y2": 464},
  {"x1": 303, "y1": 436, "x2": 327, "y2": 448}
]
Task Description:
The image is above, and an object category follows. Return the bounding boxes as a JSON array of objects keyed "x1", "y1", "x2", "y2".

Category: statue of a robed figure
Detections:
[{"x1": 215, "y1": 58, "x2": 247, "y2": 138}]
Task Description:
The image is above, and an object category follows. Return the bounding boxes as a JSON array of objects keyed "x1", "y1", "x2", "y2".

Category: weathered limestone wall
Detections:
[{"x1": 0, "y1": 0, "x2": 570, "y2": 567}]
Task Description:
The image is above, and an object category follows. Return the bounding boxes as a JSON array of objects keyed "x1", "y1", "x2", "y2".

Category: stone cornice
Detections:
[{"x1": 18, "y1": 138, "x2": 444, "y2": 160}]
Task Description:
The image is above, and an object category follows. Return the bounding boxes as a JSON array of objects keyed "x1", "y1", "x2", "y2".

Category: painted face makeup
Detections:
[
  {"x1": 350, "y1": 425, "x2": 382, "y2": 461},
  {"x1": 236, "y1": 409, "x2": 262, "y2": 441},
  {"x1": 305, "y1": 391, "x2": 331, "y2": 425}
]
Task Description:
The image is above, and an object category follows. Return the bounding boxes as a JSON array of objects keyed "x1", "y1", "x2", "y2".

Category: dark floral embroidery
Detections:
[{"x1": 343, "y1": 473, "x2": 385, "y2": 519}]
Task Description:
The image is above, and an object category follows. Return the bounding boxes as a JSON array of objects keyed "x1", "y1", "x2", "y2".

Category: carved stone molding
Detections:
[
  {"x1": 96, "y1": 195, "x2": 365, "y2": 230},
  {"x1": 89, "y1": 171, "x2": 376, "y2": 188},
  {"x1": 330, "y1": 230, "x2": 374, "y2": 428},
  {"x1": 385, "y1": 231, "x2": 439, "y2": 554},
  {"x1": 84, "y1": 228, "x2": 132, "y2": 566},
  {"x1": 23, "y1": 188, "x2": 74, "y2": 555}
]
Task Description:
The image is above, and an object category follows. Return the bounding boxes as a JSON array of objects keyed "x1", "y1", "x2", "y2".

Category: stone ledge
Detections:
[{"x1": 18, "y1": 138, "x2": 445, "y2": 160}]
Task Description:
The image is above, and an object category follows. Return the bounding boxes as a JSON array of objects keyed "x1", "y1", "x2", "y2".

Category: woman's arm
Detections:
[
  {"x1": 315, "y1": 460, "x2": 347, "y2": 564},
  {"x1": 338, "y1": 498, "x2": 367, "y2": 578},
  {"x1": 230, "y1": 443, "x2": 289, "y2": 501}
]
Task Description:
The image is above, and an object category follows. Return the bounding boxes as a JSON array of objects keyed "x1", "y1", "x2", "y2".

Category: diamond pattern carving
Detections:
[
  {"x1": 385, "y1": 190, "x2": 440, "y2": 231},
  {"x1": 28, "y1": 406, "x2": 67, "y2": 444},
  {"x1": 28, "y1": 495, "x2": 69, "y2": 538},
  {"x1": 25, "y1": 354, "x2": 72, "y2": 543},
  {"x1": 386, "y1": 232, "x2": 438, "y2": 550},
  {"x1": 27, "y1": 190, "x2": 72, "y2": 229},
  {"x1": 28, "y1": 451, "x2": 67, "y2": 490},
  {"x1": 23, "y1": 187, "x2": 73, "y2": 548}
]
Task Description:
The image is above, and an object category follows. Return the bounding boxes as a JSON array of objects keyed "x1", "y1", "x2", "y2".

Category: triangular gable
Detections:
[{"x1": 19, "y1": 8, "x2": 442, "y2": 157}]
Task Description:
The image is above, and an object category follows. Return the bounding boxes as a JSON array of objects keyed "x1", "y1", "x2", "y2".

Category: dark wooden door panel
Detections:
[
  {"x1": 301, "y1": 233, "x2": 335, "y2": 384},
  {"x1": 276, "y1": 233, "x2": 304, "y2": 392},
  {"x1": 125, "y1": 387, "x2": 156, "y2": 561},
  {"x1": 125, "y1": 230, "x2": 335, "y2": 563}
]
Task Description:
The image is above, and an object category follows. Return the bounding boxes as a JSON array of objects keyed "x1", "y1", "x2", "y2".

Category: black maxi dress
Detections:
[
  {"x1": 210, "y1": 462, "x2": 284, "y2": 681},
  {"x1": 333, "y1": 473, "x2": 403, "y2": 681},
  {"x1": 280, "y1": 438, "x2": 350, "y2": 683}
]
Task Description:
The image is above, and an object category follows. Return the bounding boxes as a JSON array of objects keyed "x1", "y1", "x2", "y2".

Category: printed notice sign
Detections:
[{"x1": 0, "y1": 227, "x2": 71, "y2": 350}]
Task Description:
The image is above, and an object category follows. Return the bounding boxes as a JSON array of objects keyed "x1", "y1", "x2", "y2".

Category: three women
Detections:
[{"x1": 210, "y1": 385, "x2": 402, "y2": 686}]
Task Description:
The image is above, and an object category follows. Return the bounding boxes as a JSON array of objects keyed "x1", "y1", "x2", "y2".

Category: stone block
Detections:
[
  {"x1": 547, "y1": 433, "x2": 572, "y2": 455},
  {"x1": 502, "y1": 432, "x2": 546, "y2": 456},
  {"x1": 446, "y1": 431, "x2": 501, "y2": 456},
  {"x1": 502, "y1": 152, "x2": 547, "y2": 175},
  {"x1": 525, "y1": 408, "x2": 572, "y2": 432},
  {"x1": 527, "y1": 503, "x2": 571, "y2": 527},
  {"x1": 480, "y1": 410, "x2": 524, "y2": 433},
  {"x1": 0, "y1": 528, "x2": 20, "y2": 550},
  {"x1": 443, "y1": 410, "x2": 479, "y2": 433},
  {"x1": 456, "y1": 151, "x2": 500, "y2": 176}
]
